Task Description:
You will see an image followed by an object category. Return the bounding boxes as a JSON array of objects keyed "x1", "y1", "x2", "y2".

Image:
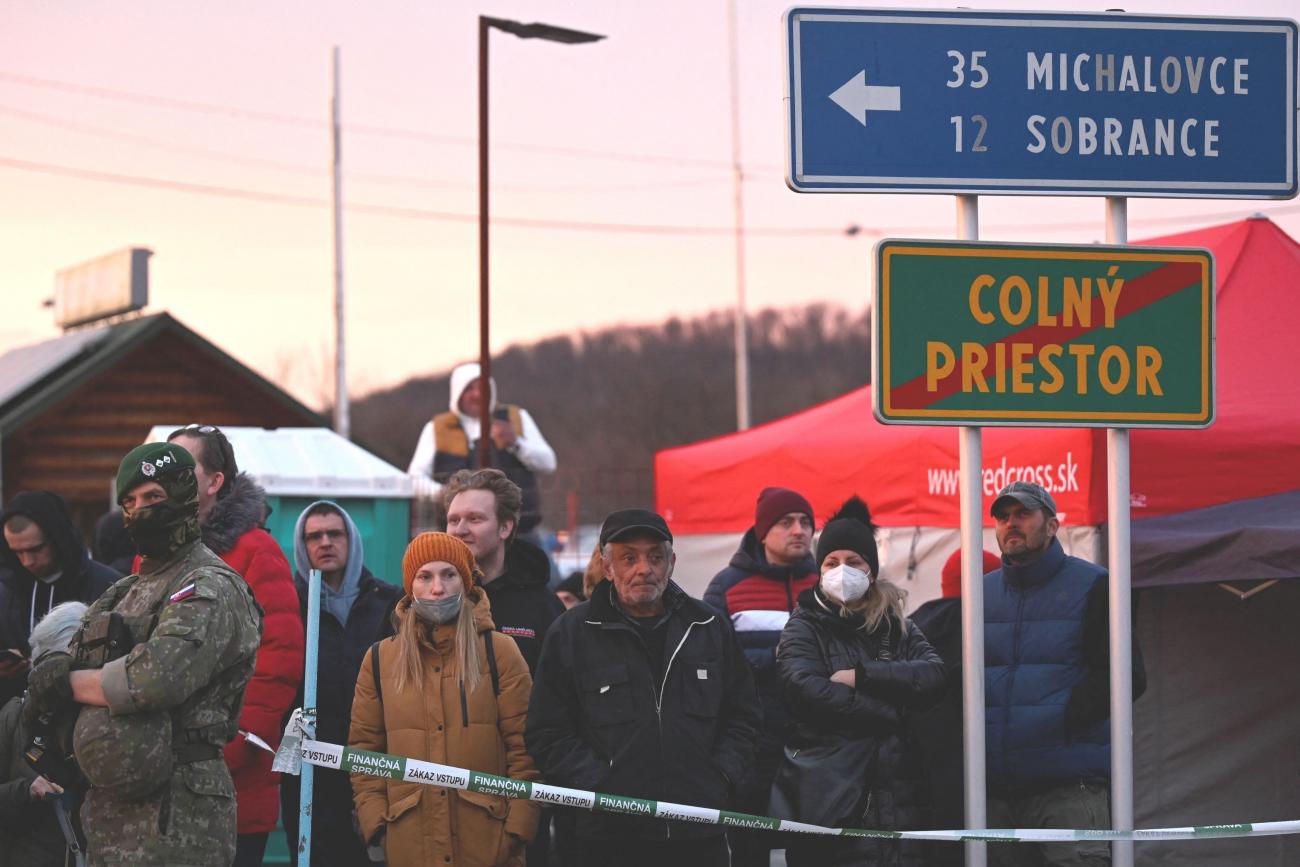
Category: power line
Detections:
[
  {"x1": 0, "y1": 70, "x2": 786, "y2": 173},
  {"x1": 2, "y1": 152, "x2": 1293, "y2": 238},
  {"x1": 0, "y1": 102, "x2": 324, "y2": 176},
  {"x1": 0, "y1": 154, "x2": 833, "y2": 236},
  {"x1": 0, "y1": 102, "x2": 730, "y2": 193}
]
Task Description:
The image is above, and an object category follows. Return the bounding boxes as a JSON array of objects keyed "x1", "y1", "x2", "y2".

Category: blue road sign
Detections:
[{"x1": 785, "y1": 8, "x2": 1298, "y2": 198}]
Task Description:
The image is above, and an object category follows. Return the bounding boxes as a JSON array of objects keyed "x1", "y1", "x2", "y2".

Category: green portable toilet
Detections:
[{"x1": 149, "y1": 425, "x2": 413, "y2": 584}]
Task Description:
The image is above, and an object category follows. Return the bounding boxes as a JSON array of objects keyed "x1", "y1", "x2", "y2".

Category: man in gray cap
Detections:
[
  {"x1": 22, "y1": 442, "x2": 263, "y2": 867},
  {"x1": 982, "y1": 481, "x2": 1146, "y2": 867}
]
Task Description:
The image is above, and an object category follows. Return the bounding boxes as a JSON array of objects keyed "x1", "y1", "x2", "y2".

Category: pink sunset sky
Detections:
[{"x1": 2, "y1": 0, "x2": 1297, "y2": 407}]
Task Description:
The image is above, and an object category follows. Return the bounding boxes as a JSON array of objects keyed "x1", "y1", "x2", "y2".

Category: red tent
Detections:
[
  {"x1": 656, "y1": 387, "x2": 1104, "y2": 532},
  {"x1": 656, "y1": 217, "x2": 1300, "y2": 582},
  {"x1": 658, "y1": 217, "x2": 1300, "y2": 863}
]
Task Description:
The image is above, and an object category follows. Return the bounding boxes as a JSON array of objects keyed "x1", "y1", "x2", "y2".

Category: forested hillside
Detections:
[{"x1": 352, "y1": 303, "x2": 871, "y2": 526}]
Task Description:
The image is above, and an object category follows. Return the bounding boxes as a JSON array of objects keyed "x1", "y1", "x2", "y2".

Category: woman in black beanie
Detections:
[{"x1": 770, "y1": 496, "x2": 946, "y2": 867}]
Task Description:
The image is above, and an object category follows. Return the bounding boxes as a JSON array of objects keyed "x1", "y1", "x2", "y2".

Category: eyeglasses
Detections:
[{"x1": 180, "y1": 424, "x2": 220, "y2": 435}]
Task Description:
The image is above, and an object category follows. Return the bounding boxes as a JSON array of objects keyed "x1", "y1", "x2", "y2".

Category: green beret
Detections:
[{"x1": 115, "y1": 442, "x2": 196, "y2": 503}]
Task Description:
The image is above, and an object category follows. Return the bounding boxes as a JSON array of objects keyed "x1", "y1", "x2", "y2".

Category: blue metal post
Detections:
[{"x1": 298, "y1": 568, "x2": 322, "y2": 867}]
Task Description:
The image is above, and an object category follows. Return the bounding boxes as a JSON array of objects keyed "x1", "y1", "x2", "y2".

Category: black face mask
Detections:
[{"x1": 122, "y1": 470, "x2": 200, "y2": 560}]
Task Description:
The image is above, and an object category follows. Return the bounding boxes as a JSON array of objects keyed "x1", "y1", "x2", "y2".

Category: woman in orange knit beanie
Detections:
[{"x1": 349, "y1": 532, "x2": 540, "y2": 866}]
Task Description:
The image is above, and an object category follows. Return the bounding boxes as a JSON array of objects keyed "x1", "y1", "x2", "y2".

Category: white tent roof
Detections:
[{"x1": 147, "y1": 425, "x2": 411, "y2": 499}]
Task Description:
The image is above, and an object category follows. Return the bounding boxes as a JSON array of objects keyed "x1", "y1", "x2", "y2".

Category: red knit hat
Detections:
[
  {"x1": 754, "y1": 487, "x2": 814, "y2": 542},
  {"x1": 940, "y1": 548, "x2": 1002, "y2": 598},
  {"x1": 402, "y1": 532, "x2": 479, "y2": 597}
]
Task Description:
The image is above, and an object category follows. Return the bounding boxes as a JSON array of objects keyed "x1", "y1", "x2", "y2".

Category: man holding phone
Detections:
[{"x1": 0, "y1": 492, "x2": 120, "y2": 706}]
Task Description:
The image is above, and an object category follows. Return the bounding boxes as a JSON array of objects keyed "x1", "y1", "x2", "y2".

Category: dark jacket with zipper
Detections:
[
  {"x1": 280, "y1": 536, "x2": 400, "y2": 867},
  {"x1": 482, "y1": 539, "x2": 563, "y2": 676},
  {"x1": 0, "y1": 492, "x2": 119, "y2": 707},
  {"x1": 776, "y1": 587, "x2": 945, "y2": 867},
  {"x1": 704, "y1": 529, "x2": 818, "y2": 767},
  {"x1": 526, "y1": 579, "x2": 761, "y2": 841},
  {"x1": 290, "y1": 567, "x2": 400, "y2": 746}
]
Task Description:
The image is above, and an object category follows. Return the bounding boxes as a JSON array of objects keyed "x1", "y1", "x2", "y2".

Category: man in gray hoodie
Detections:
[{"x1": 280, "y1": 501, "x2": 400, "y2": 866}]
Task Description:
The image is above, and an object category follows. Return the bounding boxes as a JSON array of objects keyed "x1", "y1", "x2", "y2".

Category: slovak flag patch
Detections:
[{"x1": 169, "y1": 583, "x2": 197, "y2": 604}]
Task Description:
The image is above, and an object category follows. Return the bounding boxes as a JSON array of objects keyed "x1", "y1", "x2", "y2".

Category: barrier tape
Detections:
[{"x1": 291, "y1": 738, "x2": 1300, "y2": 844}]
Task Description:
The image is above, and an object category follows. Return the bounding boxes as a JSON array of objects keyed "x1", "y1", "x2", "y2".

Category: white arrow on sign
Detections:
[{"x1": 829, "y1": 70, "x2": 902, "y2": 126}]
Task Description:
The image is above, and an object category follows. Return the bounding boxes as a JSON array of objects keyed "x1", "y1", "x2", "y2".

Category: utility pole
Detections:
[
  {"x1": 727, "y1": 0, "x2": 751, "y2": 431},
  {"x1": 331, "y1": 45, "x2": 349, "y2": 439}
]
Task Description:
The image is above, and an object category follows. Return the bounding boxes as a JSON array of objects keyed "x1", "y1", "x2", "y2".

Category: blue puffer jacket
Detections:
[{"x1": 984, "y1": 538, "x2": 1110, "y2": 789}]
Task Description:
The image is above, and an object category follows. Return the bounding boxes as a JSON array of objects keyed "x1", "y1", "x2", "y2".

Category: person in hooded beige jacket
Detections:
[{"x1": 350, "y1": 532, "x2": 540, "y2": 867}]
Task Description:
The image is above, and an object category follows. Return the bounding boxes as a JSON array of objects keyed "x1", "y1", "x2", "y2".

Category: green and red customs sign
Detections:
[{"x1": 874, "y1": 240, "x2": 1214, "y2": 427}]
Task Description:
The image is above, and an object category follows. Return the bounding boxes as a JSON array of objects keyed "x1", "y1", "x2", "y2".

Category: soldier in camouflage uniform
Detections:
[{"x1": 23, "y1": 442, "x2": 263, "y2": 866}]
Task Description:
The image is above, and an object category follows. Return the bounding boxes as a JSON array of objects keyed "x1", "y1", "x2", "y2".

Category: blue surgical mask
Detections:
[{"x1": 413, "y1": 594, "x2": 462, "y2": 625}]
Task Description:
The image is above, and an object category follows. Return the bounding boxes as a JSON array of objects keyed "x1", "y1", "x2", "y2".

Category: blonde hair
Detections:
[
  {"x1": 830, "y1": 578, "x2": 909, "y2": 635},
  {"x1": 582, "y1": 544, "x2": 605, "y2": 599},
  {"x1": 392, "y1": 582, "x2": 484, "y2": 696}
]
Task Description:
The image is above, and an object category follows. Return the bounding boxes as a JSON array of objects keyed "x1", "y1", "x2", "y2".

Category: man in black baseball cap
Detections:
[
  {"x1": 595, "y1": 508, "x2": 675, "y2": 619},
  {"x1": 597, "y1": 508, "x2": 673, "y2": 548},
  {"x1": 527, "y1": 507, "x2": 759, "y2": 867}
]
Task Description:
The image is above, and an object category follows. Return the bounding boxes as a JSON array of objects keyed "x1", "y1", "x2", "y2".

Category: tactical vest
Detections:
[
  {"x1": 73, "y1": 557, "x2": 261, "y2": 763},
  {"x1": 432, "y1": 406, "x2": 543, "y2": 533}
]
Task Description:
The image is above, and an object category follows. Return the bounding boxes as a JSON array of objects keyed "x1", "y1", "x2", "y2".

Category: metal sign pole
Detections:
[
  {"x1": 298, "y1": 567, "x2": 322, "y2": 867},
  {"x1": 957, "y1": 193, "x2": 988, "y2": 867},
  {"x1": 477, "y1": 17, "x2": 494, "y2": 469},
  {"x1": 1105, "y1": 197, "x2": 1135, "y2": 867}
]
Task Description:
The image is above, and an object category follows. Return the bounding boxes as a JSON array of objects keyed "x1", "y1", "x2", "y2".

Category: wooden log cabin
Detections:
[{"x1": 0, "y1": 312, "x2": 324, "y2": 534}]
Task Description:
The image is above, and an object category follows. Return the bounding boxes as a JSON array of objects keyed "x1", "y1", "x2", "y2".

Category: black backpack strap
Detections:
[
  {"x1": 370, "y1": 640, "x2": 383, "y2": 705},
  {"x1": 483, "y1": 632, "x2": 500, "y2": 697}
]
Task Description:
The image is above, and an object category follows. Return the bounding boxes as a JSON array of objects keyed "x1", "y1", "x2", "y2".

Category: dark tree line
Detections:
[{"x1": 351, "y1": 303, "x2": 872, "y2": 526}]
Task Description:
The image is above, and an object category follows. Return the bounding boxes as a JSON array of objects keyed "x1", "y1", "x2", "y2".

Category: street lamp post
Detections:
[{"x1": 478, "y1": 16, "x2": 604, "y2": 467}]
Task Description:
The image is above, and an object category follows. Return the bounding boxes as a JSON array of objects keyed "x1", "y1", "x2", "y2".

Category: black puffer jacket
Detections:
[
  {"x1": 908, "y1": 596, "x2": 964, "y2": 866},
  {"x1": 776, "y1": 587, "x2": 946, "y2": 867}
]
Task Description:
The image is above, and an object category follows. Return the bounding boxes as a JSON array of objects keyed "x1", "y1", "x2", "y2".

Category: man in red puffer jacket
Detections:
[{"x1": 144, "y1": 425, "x2": 306, "y2": 867}]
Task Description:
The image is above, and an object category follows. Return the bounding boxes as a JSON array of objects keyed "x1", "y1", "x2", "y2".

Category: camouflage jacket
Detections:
[{"x1": 74, "y1": 539, "x2": 263, "y2": 751}]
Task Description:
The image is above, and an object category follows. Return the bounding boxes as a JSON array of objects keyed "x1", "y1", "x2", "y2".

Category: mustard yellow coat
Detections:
[{"x1": 350, "y1": 593, "x2": 541, "y2": 867}]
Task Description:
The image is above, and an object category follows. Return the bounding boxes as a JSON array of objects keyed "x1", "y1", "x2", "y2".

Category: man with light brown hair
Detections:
[{"x1": 443, "y1": 468, "x2": 561, "y2": 675}]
